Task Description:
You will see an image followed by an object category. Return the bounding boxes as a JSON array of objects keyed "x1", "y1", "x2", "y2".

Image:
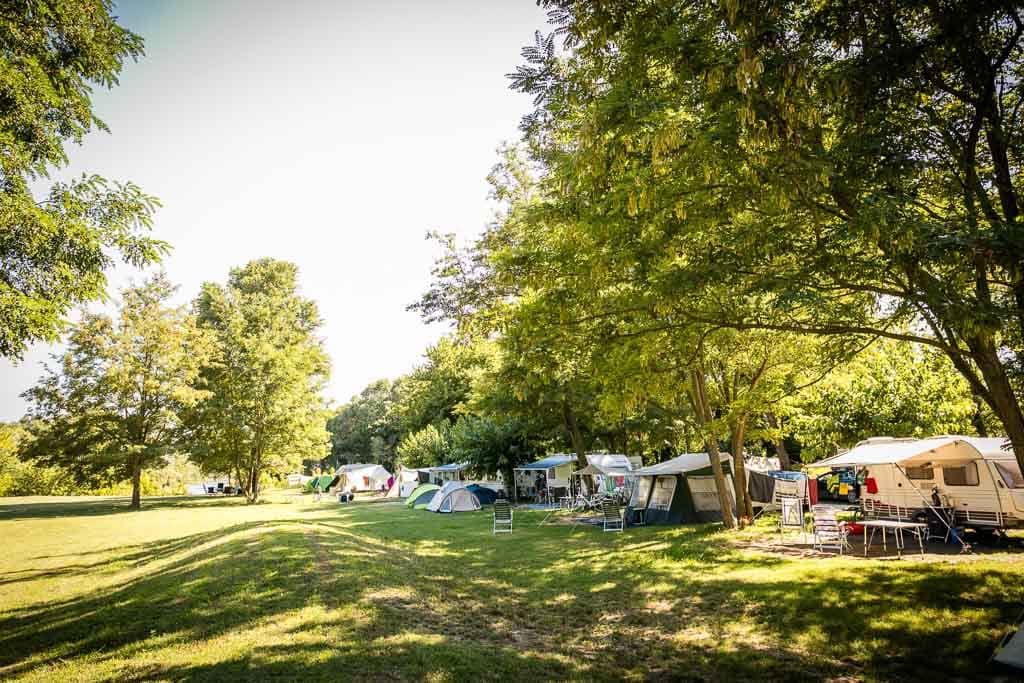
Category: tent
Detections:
[
  {"x1": 573, "y1": 453, "x2": 641, "y2": 495},
  {"x1": 466, "y1": 484, "x2": 499, "y2": 505},
  {"x1": 425, "y1": 481, "x2": 481, "y2": 513},
  {"x1": 630, "y1": 452, "x2": 736, "y2": 524},
  {"x1": 306, "y1": 474, "x2": 336, "y2": 492},
  {"x1": 514, "y1": 454, "x2": 577, "y2": 500},
  {"x1": 406, "y1": 483, "x2": 440, "y2": 509},
  {"x1": 336, "y1": 463, "x2": 392, "y2": 492},
  {"x1": 807, "y1": 435, "x2": 1023, "y2": 530},
  {"x1": 387, "y1": 466, "x2": 429, "y2": 498}
]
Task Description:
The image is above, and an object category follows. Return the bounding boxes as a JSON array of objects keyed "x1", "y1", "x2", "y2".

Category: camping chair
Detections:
[
  {"x1": 493, "y1": 500, "x2": 513, "y2": 534},
  {"x1": 812, "y1": 506, "x2": 851, "y2": 555},
  {"x1": 602, "y1": 500, "x2": 625, "y2": 533}
]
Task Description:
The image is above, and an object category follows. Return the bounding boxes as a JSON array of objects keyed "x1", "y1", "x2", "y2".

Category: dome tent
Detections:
[
  {"x1": 466, "y1": 484, "x2": 498, "y2": 505},
  {"x1": 406, "y1": 483, "x2": 440, "y2": 509},
  {"x1": 426, "y1": 481, "x2": 481, "y2": 513}
]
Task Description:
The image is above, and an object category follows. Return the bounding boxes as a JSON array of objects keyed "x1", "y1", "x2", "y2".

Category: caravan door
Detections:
[
  {"x1": 939, "y1": 461, "x2": 1004, "y2": 526},
  {"x1": 990, "y1": 460, "x2": 1024, "y2": 521}
]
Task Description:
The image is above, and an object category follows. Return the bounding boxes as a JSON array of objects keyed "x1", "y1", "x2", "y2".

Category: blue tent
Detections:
[{"x1": 466, "y1": 484, "x2": 498, "y2": 505}]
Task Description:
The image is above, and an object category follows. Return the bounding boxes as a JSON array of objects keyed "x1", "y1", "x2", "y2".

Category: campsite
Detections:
[
  {"x1": 3, "y1": 0, "x2": 1024, "y2": 681},
  {"x1": 1, "y1": 489, "x2": 1023, "y2": 682}
]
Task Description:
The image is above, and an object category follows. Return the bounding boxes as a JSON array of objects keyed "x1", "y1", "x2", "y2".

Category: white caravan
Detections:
[{"x1": 812, "y1": 436, "x2": 1023, "y2": 529}]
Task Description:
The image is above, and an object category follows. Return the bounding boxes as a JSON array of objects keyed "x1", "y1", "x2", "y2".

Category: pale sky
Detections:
[{"x1": 0, "y1": 0, "x2": 547, "y2": 421}]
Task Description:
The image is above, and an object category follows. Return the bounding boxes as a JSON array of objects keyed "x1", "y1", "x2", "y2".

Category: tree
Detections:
[
  {"x1": 396, "y1": 423, "x2": 452, "y2": 469},
  {"x1": 449, "y1": 415, "x2": 541, "y2": 497},
  {"x1": 1, "y1": 1, "x2": 165, "y2": 358},
  {"x1": 511, "y1": 1, "x2": 1024, "y2": 471},
  {"x1": 327, "y1": 379, "x2": 402, "y2": 468},
  {"x1": 187, "y1": 259, "x2": 330, "y2": 503},
  {"x1": 791, "y1": 338, "x2": 992, "y2": 461},
  {"x1": 20, "y1": 275, "x2": 213, "y2": 508}
]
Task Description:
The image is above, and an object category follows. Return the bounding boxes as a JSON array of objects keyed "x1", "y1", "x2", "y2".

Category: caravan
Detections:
[{"x1": 811, "y1": 436, "x2": 1024, "y2": 530}]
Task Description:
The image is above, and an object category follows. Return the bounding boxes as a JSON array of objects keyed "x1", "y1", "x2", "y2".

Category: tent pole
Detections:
[{"x1": 892, "y1": 464, "x2": 969, "y2": 551}]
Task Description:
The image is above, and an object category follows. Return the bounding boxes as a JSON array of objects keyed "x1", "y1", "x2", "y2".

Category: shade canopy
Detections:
[
  {"x1": 573, "y1": 453, "x2": 637, "y2": 477},
  {"x1": 633, "y1": 452, "x2": 731, "y2": 477},
  {"x1": 427, "y1": 462, "x2": 469, "y2": 473},
  {"x1": 808, "y1": 437, "x2": 986, "y2": 469},
  {"x1": 516, "y1": 454, "x2": 577, "y2": 471}
]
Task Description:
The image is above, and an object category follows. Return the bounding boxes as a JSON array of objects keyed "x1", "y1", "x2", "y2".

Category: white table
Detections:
[{"x1": 861, "y1": 520, "x2": 928, "y2": 558}]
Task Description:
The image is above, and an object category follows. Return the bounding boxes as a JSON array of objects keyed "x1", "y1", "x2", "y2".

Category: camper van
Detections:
[{"x1": 814, "y1": 436, "x2": 1024, "y2": 530}]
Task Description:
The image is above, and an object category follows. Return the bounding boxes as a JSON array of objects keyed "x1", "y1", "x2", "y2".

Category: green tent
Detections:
[
  {"x1": 306, "y1": 474, "x2": 336, "y2": 492},
  {"x1": 630, "y1": 453, "x2": 735, "y2": 524},
  {"x1": 406, "y1": 483, "x2": 440, "y2": 509}
]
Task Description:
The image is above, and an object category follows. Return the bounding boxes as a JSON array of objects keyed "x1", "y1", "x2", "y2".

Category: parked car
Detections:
[{"x1": 816, "y1": 468, "x2": 860, "y2": 503}]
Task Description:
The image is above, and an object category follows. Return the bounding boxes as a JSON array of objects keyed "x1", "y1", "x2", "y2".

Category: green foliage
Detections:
[
  {"x1": 0, "y1": 1, "x2": 165, "y2": 358},
  {"x1": 395, "y1": 423, "x2": 451, "y2": 469},
  {"x1": 504, "y1": 0, "x2": 1024, "y2": 470},
  {"x1": 791, "y1": 340, "x2": 991, "y2": 461},
  {"x1": 187, "y1": 259, "x2": 330, "y2": 502},
  {"x1": 449, "y1": 415, "x2": 539, "y2": 483},
  {"x1": 20, "y1": 275, "x2": 214, "y2": 507},
  {"x1": 327, "y1": 379, "x2": 401, "y2": 467}
]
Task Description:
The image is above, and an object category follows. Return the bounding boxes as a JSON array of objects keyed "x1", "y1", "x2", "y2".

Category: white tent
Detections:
[
  {"x1": 337, "y1": 463, "x2": 392, "y2": 492},
  {"x1": 387, "y1": 466, "x2": 427, "y2": 498},
  {"x1": 573, "y1": 453, "x2": 640, "y2": 495},
  {"x1": 425, "y1": 481, "x2": 481, "y2": 513}
]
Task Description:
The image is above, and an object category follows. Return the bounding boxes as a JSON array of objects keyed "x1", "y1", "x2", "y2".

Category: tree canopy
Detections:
[
  {"x1": 186, "y1": 259, "x2": 330, "y2": 503},
  {"x1": 20, "y1": 275, "x2": 214, "y2": 508},
  {"x1": 0, "y1": 0, "x2": 165, "y2": 358}
]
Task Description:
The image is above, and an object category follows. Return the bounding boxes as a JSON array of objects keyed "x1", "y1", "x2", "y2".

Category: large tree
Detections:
[
  {"x1": 1, "y1": 0, "x2": 164, "y2": 358},
  {"x1": 20, "y1": 275, "x2": 213, "y2": 508},
  {"x1": 507, "y1": 0, "x2": 1024, "y2": 470},
  {"x1": 187, "y1": 259, "x2": 330, "y2": 503}
]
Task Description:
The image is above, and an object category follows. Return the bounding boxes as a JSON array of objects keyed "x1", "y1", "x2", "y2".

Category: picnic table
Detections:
[{"x1": 861, "y1": 519, "x2": 928, "y2": 558}]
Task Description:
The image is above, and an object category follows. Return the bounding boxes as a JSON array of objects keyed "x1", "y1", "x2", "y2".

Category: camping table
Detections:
[{"x1": 861, "y1": 520, "x2": 928, "y2": 558}]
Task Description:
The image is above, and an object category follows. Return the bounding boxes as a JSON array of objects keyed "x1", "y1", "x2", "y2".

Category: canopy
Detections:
[
  {"x1": 574, "y1": 453, "x2": 636, "y2": 477},
  {"x1": 808, "y1": 437, "x2": 985, "y2": 469},
  {"x1": 633, "y1": 452, "x2": 731, "y2": 477},
  {"x1": 428, "y1": 462, "x2": 469, "y2": 473},
  {"x1": 516, "y1": 454, "x2": 577, "y2": 471}
]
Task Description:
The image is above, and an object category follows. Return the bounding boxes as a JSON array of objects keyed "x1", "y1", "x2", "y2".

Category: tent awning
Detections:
[
  {"x1": 427, "y1": 462, "x2": 469, "y2": 473},
  {"x1": 573, "y1": 463, "x2": 632, "y2": 477},
  {"x1": 516, "y1": 454, "x2": 577, "y2": 471},
  {"x1": 633, "y1": 452, "x2": 731, "y2": 476},
  {"x1": 807, "y1": 437, "x2": 985, "y2": 469}
]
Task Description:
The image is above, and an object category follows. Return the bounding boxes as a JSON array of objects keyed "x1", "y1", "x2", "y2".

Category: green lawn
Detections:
[{"x1": 1, "y1": 493, "x2": 1022, "y2": 681}]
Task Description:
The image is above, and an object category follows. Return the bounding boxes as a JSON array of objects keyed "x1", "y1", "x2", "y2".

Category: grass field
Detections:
[{"x1": 1, "y1": 493, "x2": 1023, "y2": 681}]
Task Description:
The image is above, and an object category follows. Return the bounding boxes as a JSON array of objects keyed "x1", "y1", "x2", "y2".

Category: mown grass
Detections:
[{"x1": 0, "y1": 493, "x2": 1022, "y2": 681}]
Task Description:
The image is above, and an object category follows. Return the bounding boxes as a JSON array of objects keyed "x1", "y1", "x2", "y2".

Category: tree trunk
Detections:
[
  {"x1": 967, "y1": 338, "x2": 1024, "y2": 474},
  {"x1": 730, "y1": 419, "x2": 754, "y2": 520},
  {"x1": 764, "y1": 412, "x2": 792, "y2": 469},
  {"x1": 563, "y1": 399, "x2": 586, "y2": 464},
  {"x1": 688, "y1": 368, "x2": 735, "y2": 530},
  {"x1": 130, "y1": 457, "x2": 142, "y2": 510}
]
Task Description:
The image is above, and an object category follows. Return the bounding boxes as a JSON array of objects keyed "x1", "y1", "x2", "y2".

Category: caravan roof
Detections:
[
  {"x1": 808, "y1": 436, "x2": 991, "y2": 469},
  {"x1": 633, "y1": 452, "x2": 731, "y2": 476},
  {"x1": 575, "y1": 453, "x2": 637, "y2": 477},
  {"x1": 517, "y1": 454, "x2": 577, "y2": 471}
]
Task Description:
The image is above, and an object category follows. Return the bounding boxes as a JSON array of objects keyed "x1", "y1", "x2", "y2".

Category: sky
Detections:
[{"x1": 0, "y1": 0, "x2": 549, "y2": 421}]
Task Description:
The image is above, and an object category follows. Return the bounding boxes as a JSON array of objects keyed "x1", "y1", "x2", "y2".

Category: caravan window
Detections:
[
  {"x1": 905, "y1": 465, "x2": 934, "y2": 480},
  {"x1": 943, "y1": 462, "x2": 980, "y2": 487},
  {"x1": 995, "y1": 462, "x2": 1024, "y2": 489}
]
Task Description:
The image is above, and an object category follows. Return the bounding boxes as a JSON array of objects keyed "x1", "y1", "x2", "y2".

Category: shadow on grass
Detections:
[
  {"x1": 0, "y1": 503, "x2": 1021, "y2": 681},
  {"x1": 0, "y1": 495, "x2": 263, "y2": 521}
]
